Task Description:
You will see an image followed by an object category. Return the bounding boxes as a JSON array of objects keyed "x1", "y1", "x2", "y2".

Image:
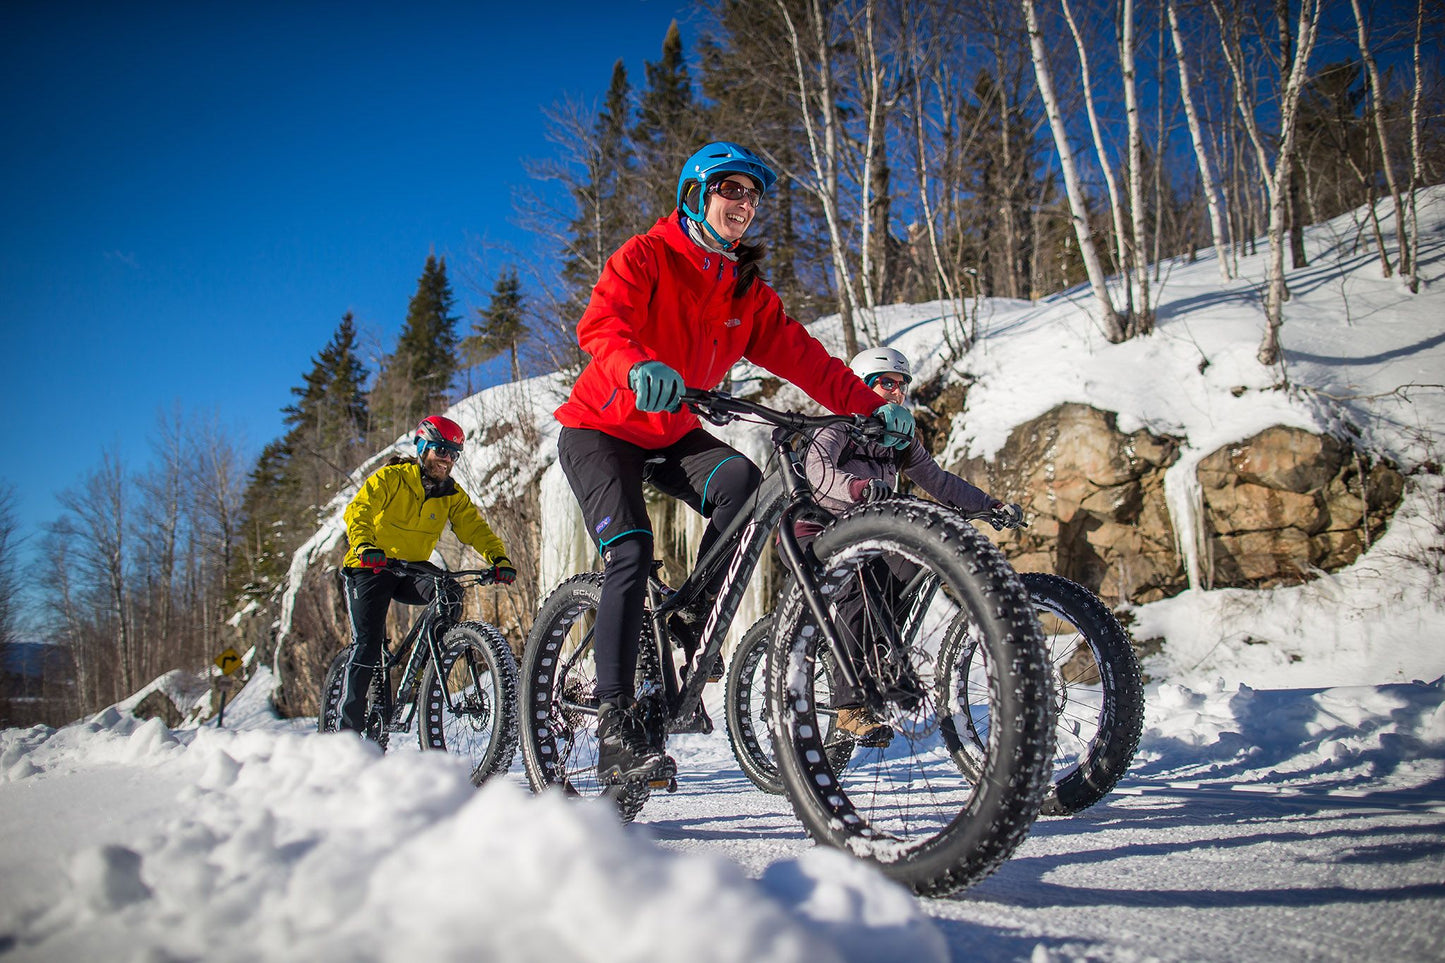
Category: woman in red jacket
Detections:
[{"x1": 554, "y1": 142, "x2": 914, "y2": 787}]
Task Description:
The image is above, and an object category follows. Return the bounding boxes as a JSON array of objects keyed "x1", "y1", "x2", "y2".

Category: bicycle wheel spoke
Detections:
[
  {"x1": 768, "y1": 502, "x2": 1055, "y2": 897},
  {"x1": 420, "y1": 623, "x2": 518, "y2": 786}
]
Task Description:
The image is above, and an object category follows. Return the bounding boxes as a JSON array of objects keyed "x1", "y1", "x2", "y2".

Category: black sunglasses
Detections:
[
  {"x1": 424, "y1": 441, "x2": 463, "y2": 460},
  {"x1": 872, "y1": 375, "x2": 909, "y2": 392},
  {"x1": 708, "y1": 179, "x2": 763, "y2": 206}
]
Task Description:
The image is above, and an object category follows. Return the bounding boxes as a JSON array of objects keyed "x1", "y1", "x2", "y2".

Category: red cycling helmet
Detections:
[{"x1": 415, "y1": 415, "x2": 464, "y2": 456}]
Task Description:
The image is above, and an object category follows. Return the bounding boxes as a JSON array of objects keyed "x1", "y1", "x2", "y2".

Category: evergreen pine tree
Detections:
[
  {"x1": 371, "y1": 254, "x2": 460, "y2": 440},
  {"x1": 559, "y1": 60, "x2": 639, "y2": 321},
  {"x1": 633, "y1": 21, "x2": 702, "y2": 216},
  {"x1": 282, "y1": 312, "x2": 371, "y2": 513},
  {"x1": 231, "y1": 439, "x2": 297, "y2": 600},
  {"x1": 462, "y1": 267, "x2": 528, "y2": 383}
]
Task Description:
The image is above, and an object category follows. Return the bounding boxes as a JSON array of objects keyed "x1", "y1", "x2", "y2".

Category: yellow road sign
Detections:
[{"x1": 214, "y1": 648, "x2": 242, "y2": 676}]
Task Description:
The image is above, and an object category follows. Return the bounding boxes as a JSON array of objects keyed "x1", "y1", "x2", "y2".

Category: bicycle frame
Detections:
[
  {"x1": 372, "y1": 562, "x2": 497, "y2": 731},
  {"x1": 637, "y1": 392, "x2": 884, "y2": 725}
]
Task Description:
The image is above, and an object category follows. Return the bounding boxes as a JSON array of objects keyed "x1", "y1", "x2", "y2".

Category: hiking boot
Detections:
[
  {"x1": 835, "y1": 705, "x2": 893, "y2": 748},
  {"x1": 597, "y1": 700, "x2": 676, "y2": 785}
]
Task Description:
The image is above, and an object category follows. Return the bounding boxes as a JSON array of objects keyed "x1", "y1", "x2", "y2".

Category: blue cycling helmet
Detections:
[{"x1": 676, "y1": 142, "x2": 778, "y2": 222}]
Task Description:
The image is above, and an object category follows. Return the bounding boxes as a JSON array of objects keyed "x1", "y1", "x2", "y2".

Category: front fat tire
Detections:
[
  {"x1": 419, "y1": 622, "x2": 520, "y2": 786},
  {"x1": 767, "y1": 500, "x2": 1055, "y2": 897},
  {"x1": 519, "y1": 574, "x2": 653, "y2": 822},
  {"x1": 1021, "y1": 573, "x2": 1144, "y2": 816}
]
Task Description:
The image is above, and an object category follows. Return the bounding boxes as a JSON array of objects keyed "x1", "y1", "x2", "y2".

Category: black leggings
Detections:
[
  {"x1": 558, "y1": 427, "x2": 761, "y2": 703},
  {"x1": 796, "y1": 530, "x2": 918, "y2": 708},
  {"x1": 339, "y1": 563, "x2": 460, "y2": 731}
]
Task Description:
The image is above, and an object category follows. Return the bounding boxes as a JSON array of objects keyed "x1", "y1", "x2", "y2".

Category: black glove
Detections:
[
  {"x1": 358, "y1": 546, "x2": 387, "y2": 569},
  {"x1": 849, "y1": 477, "x2": 893, "y2": 504},
  {"x1": 491, "y1": 556, "x2": 517, "y2": 585},
  {"x1": 987, "y1": 502, "x2": 1026, "y2": 531}
]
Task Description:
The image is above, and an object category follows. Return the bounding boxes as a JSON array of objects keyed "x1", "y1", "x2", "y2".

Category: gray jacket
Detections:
[{"x1": 803, "y1": 424, "x2": 995, "y2": 516}]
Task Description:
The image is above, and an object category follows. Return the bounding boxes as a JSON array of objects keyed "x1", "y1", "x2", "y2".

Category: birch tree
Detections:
[
  {"x1": 1167, "y1": 0, "x2": 1232, "y2": 281},
  {"x1": 773, "y1": 0, "x2": 865, "y2": 357},
  {"x1": 1209, "y1": 0, "x2": 1321, "y2": 367},
  {"x1": 1120, "y1": 0, "x2": 1154, "y2": 334},
  {"x1": 1020, "y1": 0, "x2": 1126, "y2": 342},
  {"x1": 1060, "y1": 0, "x2": 1130, "y2": 301},
  {"x1": 1348, "y1": 0, "x2": 1411, "y2": 283}
]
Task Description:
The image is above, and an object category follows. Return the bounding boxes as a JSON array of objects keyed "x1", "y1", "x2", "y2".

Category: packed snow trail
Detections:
[{"x1": 2, "y1": 672, "x2": 1442, "y2": 961}]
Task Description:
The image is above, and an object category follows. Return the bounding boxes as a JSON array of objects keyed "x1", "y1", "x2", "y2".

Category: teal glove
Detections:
[
  {"x1": 875, "y1": 403, "x2": 914, "y2": 450},
  {"x1": 629, "y1": 360, "x2": 684, "y2": 413}
]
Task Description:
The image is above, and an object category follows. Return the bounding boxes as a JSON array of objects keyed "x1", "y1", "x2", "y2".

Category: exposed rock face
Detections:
[
  {"x1": 951, "y1": 404, "x2": 1185, "y2": 603},
  {"x1": 131, "y1": 688, "x2": 184, "y2": 728},
  {"x1": 271, "y1": 559, "x2": 351, "y2": 719},
  {"x1": 1196, "y1": 426, "x2": 1404, "y2": 588},
  {"x1": 946, "y1": 404, "x2": 1403, "y2": 603}
]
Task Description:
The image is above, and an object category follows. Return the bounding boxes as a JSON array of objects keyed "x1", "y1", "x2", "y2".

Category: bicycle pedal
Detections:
[{"x1": 648, "y1": 776, "x2": 678, "y2": 792}]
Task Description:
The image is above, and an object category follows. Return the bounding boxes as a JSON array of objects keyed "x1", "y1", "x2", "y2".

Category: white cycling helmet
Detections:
[{"x1": 850, "y1": 347, "x2": 911, "y2": 387}]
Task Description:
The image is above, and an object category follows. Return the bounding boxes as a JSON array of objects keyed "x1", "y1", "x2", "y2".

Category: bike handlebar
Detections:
[
  {"x1": 681, "y1": 388, "x2": 1027, "y2": 532},
  {"x1": 382, "y1": 559, "x2": 500, "y2": 586},
  {"x1": 681, "y1": 387, "x2": 892, "y2": 443}
]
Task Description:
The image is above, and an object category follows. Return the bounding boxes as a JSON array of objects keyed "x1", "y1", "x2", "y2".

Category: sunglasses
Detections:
[
  {"x1": 871, "y1": 375, "x2": 909, "y2": 392},
  {"x1": 708, "y1": 179, "x2": 763, "y2": 206},
  {"x1": 424, "y1": 441, "x2": 463, "y2": 460}
]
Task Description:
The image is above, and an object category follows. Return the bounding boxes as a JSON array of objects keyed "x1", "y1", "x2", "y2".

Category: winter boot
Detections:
[
  {"x1": 834, "y1": 705, "x2": 894, "y2": 748},
  {"x1": 597, "y1": 699, "x2": 676, "y2": 785}
]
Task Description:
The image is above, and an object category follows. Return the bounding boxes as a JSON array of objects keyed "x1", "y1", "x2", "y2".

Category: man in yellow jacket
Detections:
[{"x1": 337, "y1": 414, "x2": 515, "y2": 732}]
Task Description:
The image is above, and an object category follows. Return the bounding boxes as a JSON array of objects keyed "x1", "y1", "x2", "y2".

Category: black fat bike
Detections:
[
  {"x1": 725, "y1": 555, "x2": 1145, "y2": 816},
  {"x1": 318, "y1": 560, "x2": 519, "y2": 785},
  {"x1": 520, "y1": 389, "x2": 1056, "y2": 896}
]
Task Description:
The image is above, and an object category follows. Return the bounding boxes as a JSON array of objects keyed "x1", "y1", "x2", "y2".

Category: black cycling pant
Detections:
[
  {"x1": 557, "y1": 426, "x2": 761, "y2": 703},
  {"x1": 339, "y1": 562, "x2": 460, "y2": 731},
  {"x1": 796, "y1": 530, "x2": 918, "y2": 708}
]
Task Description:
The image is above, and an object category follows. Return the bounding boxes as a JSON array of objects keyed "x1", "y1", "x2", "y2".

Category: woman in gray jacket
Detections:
[{"x1": 798, "y1": 346, "x2": 1017, "y2": 746}]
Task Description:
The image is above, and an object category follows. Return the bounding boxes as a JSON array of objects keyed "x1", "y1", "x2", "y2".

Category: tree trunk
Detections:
[
  {"x1": 1349, "y1": 0, "x2": 1411, "y2": 280},
  {"x1": 775, "y1": 0, "x2": 862, "y2": 358},
  {"x1": 1121, "y1": 0, "x2": 1153, "y2": 334},
  {"x1": 1060, "y1": 0, "x2": 1129, "y2": 301},
  {"x1": 1020, "y1": 0, "x2": 1125, "y2": 342},
  {"x1": 1209, "y1": 0, "x2": 1320, "y2": 367}
]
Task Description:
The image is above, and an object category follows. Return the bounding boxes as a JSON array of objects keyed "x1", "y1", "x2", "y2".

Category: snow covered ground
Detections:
[
  {"x1": 4, "y1": 194, "x2": 1445, "y2": 960},
  {"x1": 1, "y1": 669, "x2": 1441, "y2": 962}
]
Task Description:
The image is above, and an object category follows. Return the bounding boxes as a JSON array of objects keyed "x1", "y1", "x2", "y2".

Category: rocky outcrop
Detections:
[
  {"x1": 950, "y1": 404, "x2": 1185, "y2": 603},
  {"x1": 1196, "y1": 426, "x2": 1404, "y2": 588},
  {"x1": 945, "y1": 404, "x2": 1403, "y2": 603}
]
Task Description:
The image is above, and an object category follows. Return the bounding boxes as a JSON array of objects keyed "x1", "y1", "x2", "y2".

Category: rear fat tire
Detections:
[
  {"x1": 519, "y1": 574, "x2": 654, "y2": 822},
  {"x1": 767, "y1": 500, "x2": 1055, "y2": 897},
  {"x1": 1021, "y1": 573, "x2": 1144, "y2": 816},
  {"x1": 419, "y1": 621, "x2": 520, "y2": 786},
  {"x1": 725, "y1": 614, "x2": 849, "y2": 795}
]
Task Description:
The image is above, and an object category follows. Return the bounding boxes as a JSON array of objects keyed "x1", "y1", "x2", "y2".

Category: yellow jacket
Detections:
[{"x1": 342, "y1": 462, "x2": 509, "y2": 568}]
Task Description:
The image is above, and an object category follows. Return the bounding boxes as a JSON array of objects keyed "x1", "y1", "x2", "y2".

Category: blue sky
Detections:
[{"x1": 0, "y1": 0, "x2": 702, "y2": 545}]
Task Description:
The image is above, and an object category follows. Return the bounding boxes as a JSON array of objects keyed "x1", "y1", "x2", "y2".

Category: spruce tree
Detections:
[
  {"x1": 462, "y1": 267, "x2": 528, "y2": 383},
  {"x1": 371, "y1": 254, "x2": 460, "y2": 441},
  {"x1": 231, "y1": 439, "x2": 297, "y2": 600},
  {"x1": 282, "y1": 312, "x2": 371, "y2": 513},
  {"x1": 560, "y1": 60, "x2": 639, "y2": 321},
  {"x1": 634, "y1": 21, "x2": 702, "y2": 216}
]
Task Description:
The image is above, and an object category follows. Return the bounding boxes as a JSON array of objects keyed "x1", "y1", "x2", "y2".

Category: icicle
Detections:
[
  {"x1": 537, "y1": 460, "x2": 596, "y2": 592},
  {"x1": 1163, "y1": 445, "x2": 1209, "y2": 591}
]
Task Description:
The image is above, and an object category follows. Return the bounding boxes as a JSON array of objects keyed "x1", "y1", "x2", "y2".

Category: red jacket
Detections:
[{"x1": 555, "y1": 213, "x2": 883, "y2": 448}]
